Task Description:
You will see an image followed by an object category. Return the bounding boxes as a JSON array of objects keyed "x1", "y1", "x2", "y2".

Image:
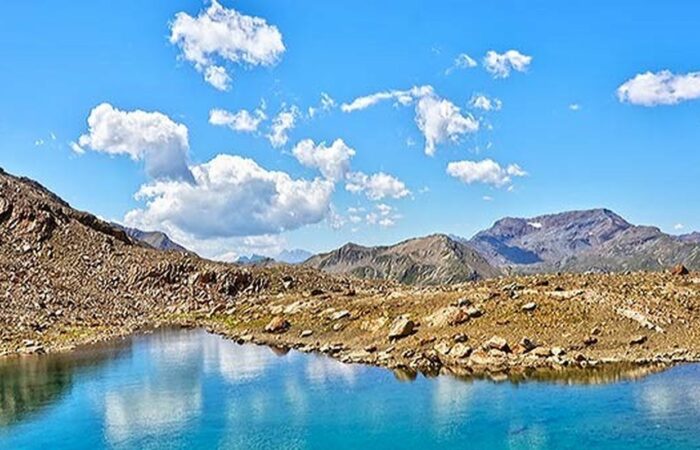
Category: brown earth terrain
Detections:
[{"x1": 2, "y1": 168, "x2": 700, "y2": 381}]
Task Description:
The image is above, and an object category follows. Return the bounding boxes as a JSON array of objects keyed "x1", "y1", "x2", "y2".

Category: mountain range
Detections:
[
  {"x1": 306, "y1": 208, "x2": 700, "y2": 284},
  {"x1": 466, "y1": 208, "x2": 700, "y2": 273},
  {"x1": 109, "y1": 199, "x2": 699, "y2": 285},
  {"x1": 234, "y1": 249, "x2": 314, "y2": 265}
]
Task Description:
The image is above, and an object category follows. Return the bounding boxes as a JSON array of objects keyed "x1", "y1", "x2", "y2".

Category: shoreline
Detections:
[{"x1": 2, "y1": 316, "x2": 695, "y2": 385}]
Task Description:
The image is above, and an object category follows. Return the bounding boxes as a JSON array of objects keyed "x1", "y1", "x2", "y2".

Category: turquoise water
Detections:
[{"x1": 1, "y1": 329, "x2": 699, "y2": 449}]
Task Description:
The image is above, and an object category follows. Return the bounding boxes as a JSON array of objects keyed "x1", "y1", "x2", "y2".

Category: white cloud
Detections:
[
  {"x1": 320, "y1": 92, "x2": 336, "y2": 109},
  {"x1": 342, "y1": 85, "x2": 478, "y2": 155},
  {"x1": 69, "y1": 141, "x2": 85, "y2": 154},
  {"x1": 34, "y1": 139, "x2": 45, "y2": 147},
  {"x1": 454, "y1": 53, "x2": 477, "y2": 69},
  {"x1": 674, "y1": 223, "x2": 685, "y2": 230},
  {"x1": 378, "y1": 217, "x2": 396, "y2": 228},
  {"x1": 124, "y1": 154, "x2": 334, "y2": 239},
  {"x1": 348, "y1": 215, "x2": 363, "y2": 224},
  {"x1": 483, "y1": 50, "x2": 532, "y2": 78},
  {"x1": 267, "y1": 106, "x2": 299, "y2": 148},
  {"x1": 376, "y1": 203, "x2": 393, "y2": 215},
  {"x1": 415, "y1": 91, "x2": 479, "y2": 156},
  {"x1": 75, "y1": 103, "x2": 192, "y2": 181},
  {"x1": 209, "y1": 107, "x2": 266, "y2": 132},
  {"x1": 291, "y1": 139, "x2": 355, "y2": 181},
  {"x1": 569, "y1": 103, "x2": 581, "y2": 111},
  {"x1": 327, "y1": 205, "x2": 345, "y2": 230},
  {"x1": 169, "y1": 0, "x2": 285, "y2": 90},
  {"x1": 447, "y1": 159, "x2": 527, "y2": 187},
  {"x1": 445, "y1": 53, "x2": 477, "y2": 74},
  {"x1": 364, "y1": 204, "x2": 400, "y2": 228},
  {"x1": 307, "y1": 93, "x2": 336, "y2": 118},
  {"x1": 203, "y1": 65, "x2": 232, "y2": 91},
  {"x1": 469, "y1": 94, "x2": 502, "y2": 111},
  {"x1": 346, "y1": 171, "x2": 410, "y2": 200},
  {"x1": 617, "y1": 70, "x2": 700, "y2": 106},
  {"x1": 482, "y1": 195, "x2": 494, "y2": 201},
  {"x1": 340, "y1": 85, "x2": 431, "y2": 112}
]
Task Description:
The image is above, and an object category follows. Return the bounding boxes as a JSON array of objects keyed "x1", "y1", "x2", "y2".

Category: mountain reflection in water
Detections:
[
  {"x1": 1, "y1": 328, "x2": 699, "y2": 450},
  {"x1": 0, "y1": 340, "x2": 129, "y2": 427}
]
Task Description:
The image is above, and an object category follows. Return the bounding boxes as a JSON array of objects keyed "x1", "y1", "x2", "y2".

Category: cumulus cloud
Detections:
[
  {"x1": 346, "y1": 171, "x2": 410, "y2": 200},
  {"x1": 415, "y1": 91, "x2": 479, "y2": 156},
  {"x1": 291, "y1": 139, "x2": 355, "y2": 181},
  {"x1": 483, "y1": 50, "x2": 532, "y2": 78},
  {"x1": 203, "y1": 65, "x2": 232, "y2": 91},
  {"x1": 209, "y1": 107, "x2": 266, "y2": 132},
  {"x1": 124, "y1": 154, "x2": 334, "y2": 239},
  {"x1": 617, "y1": 70, "x2": 700, "y2": 106},
  {"x1": 169, "y1": 0, "x2": 285, "y2": 90},
  {"x1": 569, "y1": 103, "x2": 581, "y2": 111},
  {"x1": 267, "y1": 106, "x2": 299, "y2": 147},
  {"x1": 342, "y1": 85, "x2": 478, "y2": 155},
  {"x1": 74, "y1": 103, "x2": 192, "y2": 181},
  {"x1": 469, "y1": 94, "x2": 502, "y2": 111},
  {"x1": 446, "y1": 159, "x2": 527, "y2": 187}
]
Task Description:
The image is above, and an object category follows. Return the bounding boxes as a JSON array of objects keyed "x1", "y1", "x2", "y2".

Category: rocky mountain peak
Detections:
[
  {"x1": 470, "y1": 208, "x2": 634, "y2": 267},
  {"x1": 304, "y1": 233, "x2": 500, "y2": 285}
]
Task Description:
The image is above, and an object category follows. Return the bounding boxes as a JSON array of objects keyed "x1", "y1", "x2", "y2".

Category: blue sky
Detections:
[{"x1": 2, "y1": 0, "x2": 700, "y2": 259}]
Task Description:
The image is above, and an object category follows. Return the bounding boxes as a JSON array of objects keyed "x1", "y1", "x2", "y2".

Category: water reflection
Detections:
[
  {"x1": 104, "y1": 385, "x2": 202, "y2": 444},
  {"x1": 446, "y1": 361, "x2": 670, "y2": 386},
  {"x1": 203, "y1": 338, "x2": 279, "y2": 384},
  {"x1": 1, "y1": 329, "x2": 700, "y2": 450},
  {"x1": 0, "y1": 340, "x2": 128, "y2": 426},
  {"x1": 306, "y1": 356, "x2": 357, "y2": 386},
  {"x1": 102, "y1": 331, "x2": 205, "y2": 445}
]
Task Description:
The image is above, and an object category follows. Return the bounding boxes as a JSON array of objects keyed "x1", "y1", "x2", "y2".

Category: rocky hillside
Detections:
[
  {"x1": 0, "y1": 168, "x2": 370, "y2": 355},
  {"x1": 553, "y1": 226, "x2": 700, "y2": 273},
  {"x1": 114, "y1": 225, "x2": 190, "y2": 253},
  {"x1": 303, "y1": 234, "x2": 501, "y2": 285},
  {"x1": 467, "y1": 209, "x2": 700, "y2": 273}
]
